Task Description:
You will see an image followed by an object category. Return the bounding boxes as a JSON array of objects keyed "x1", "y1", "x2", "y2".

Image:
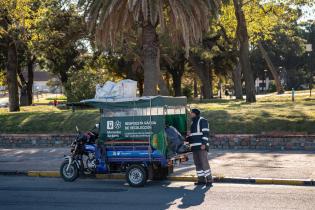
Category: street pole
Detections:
[
  {"x1": 306, "y1": 44, "x2": 312, "y2": 97},
  {"x1": 306, "y1": 20, "x2": 313, "y2": 96}
]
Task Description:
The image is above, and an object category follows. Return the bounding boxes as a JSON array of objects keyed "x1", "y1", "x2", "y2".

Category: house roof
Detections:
[{"x1": 22, "y1": 71, "x2": 51, "y2": 82}]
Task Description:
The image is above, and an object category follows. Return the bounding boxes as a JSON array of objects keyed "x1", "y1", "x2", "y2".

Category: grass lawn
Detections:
[
  {"x1": 192, "y1": 93, "x2": 315, "y2": 134},
  {"x1": 0, "y1": 91, "x2": 314, "y2": 134},
  {"x1": 33, "y1": 94, "x2": 67, "y2": 104},
  {"x1": 0, "y1": 106, "x2": 99, "y2": 134}
]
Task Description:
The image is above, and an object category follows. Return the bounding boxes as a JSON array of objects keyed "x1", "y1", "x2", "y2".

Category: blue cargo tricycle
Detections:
[{"x1": 60, "y1": 96, "x2": 190, "y2": 187}]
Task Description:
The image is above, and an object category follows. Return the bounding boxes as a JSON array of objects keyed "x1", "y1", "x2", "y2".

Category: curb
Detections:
[
  {"x1": 169, "y1": 176, "x2": 313, "y2": 186},
  {"x1": 0, "y1": 170, "x2": 313, "y2": 186},
  {"x1": 27, "y1": 171, "x2": 60, "y2": 177},
  {"x1": 214, "y1": 176, "x2": 313, "y2": 186}
]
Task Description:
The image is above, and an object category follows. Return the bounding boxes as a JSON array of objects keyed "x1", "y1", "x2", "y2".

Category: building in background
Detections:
[
  {"x1": 22, "y1": 71, "x2": 62, "y2": 93},
  {"x1": 255, "y1": 77, "x2": 273, "y2": 93}
]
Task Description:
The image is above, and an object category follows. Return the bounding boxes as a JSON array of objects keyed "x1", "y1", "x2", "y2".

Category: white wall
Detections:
[
  {"x1": 33, "y1": 81, "x2": 49, "y2": 92},
  {"x1": 255, "y1": 77, "x2": 272, "y2": 92}
]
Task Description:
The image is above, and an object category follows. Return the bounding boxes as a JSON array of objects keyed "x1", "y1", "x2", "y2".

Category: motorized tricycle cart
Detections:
[{"x1": 60, "y1": 96, "x2": 190, "y2": 187}]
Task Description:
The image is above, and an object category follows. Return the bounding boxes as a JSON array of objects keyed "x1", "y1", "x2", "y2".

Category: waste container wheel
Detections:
[{"x1": 126, "y1": 164, "x2": 147, "y2": 187}]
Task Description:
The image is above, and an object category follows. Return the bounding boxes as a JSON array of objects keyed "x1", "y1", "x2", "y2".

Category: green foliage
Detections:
[
  {"x1": 219, "y1": 0, "x2": 301, "y2": 44},
  {"x1": 268, "y1": 82, "x2": 277, "y2": 92},
  {"x1": 0, "y1": 71, "x2": 6, "y2": 86},
  {"x1": 65, "y1": 67, "x2": 102, "y2": 102},
  {"x1": 36, "y1": 1, "x2": 88, "y2": 85},
  {"x1": 0, "y1": 0, "x2": 47, "y2": 41},
  {"x1": 0, "y1": 0, "x2": 48, "y2": 65},
  {"x1": 79, "y1": 0, "x2": 221, "y2": 56},
  {"x1": 182, "y1": 85, "x2": 193, "y2": 99},
  {"x1": 65, "y1": 57, "x2": 119, "y2": 102},
  {"x1": 250, "y1": 21, "x2": 312, "y2": 89},
  {"x1": 0, "y1": 0, "x2": 314, "y2": 101}
]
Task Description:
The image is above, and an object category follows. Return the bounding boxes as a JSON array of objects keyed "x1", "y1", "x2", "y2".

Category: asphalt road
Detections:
[
  {"x1": 0, "y1": 176, "x2": 314, "y2": 210},
  {"x1": 3, "y1": 148, "x2": 315, "y2": 180}
]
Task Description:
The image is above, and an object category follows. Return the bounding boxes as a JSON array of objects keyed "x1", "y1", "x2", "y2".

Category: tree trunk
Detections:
[
  {"x1": 189, "y1": 56, "x2": 213, "y2": 99},
  {"x1": 59, "y1": 71, "x2": 68, "y2": 87},
  {"x1": 172, "y1": 73, "x2": 182, "y2": 96},
  {"x1": 204, "y1": 68, "x2": 213, "y2": 99},
  {"x1": 165, "y1": 72, "x2": 172, "y2": 92},
  {"x1": 233, "y1": 0, "x2": 256, "y2": 103},
  {"x1": 138, "y1": 79, "x2": 144, "y2": 96},
  {"x1": 218, "y1": 80, "x2": 222, "y2": 99},
  {"x1": 169, "y1": 65, "x2": 184, "y2": 96},
  {"x1": 158, "y1": 72, "x2": 169, "y2": 96},
  {"x1": 17, "y1": 65, "x2": 28, "y2": 106},
  {"x1": 193, "y1": 76, "x2": 198, "y2": 98},
  {"x1": 232, "y1": 62, "x2": 243, "y2": 99},
  {"x1": 20, "y1": 86, "x2": 28, "y2": 106},
  {"x1": 142, "y1": 23, "x2": 159, "y2": 96},
  {"x1": 27, "y1": 56, "x2": 34, "y2": 105},
  {"x1": 165, "y1": 56, "x2": 185, "y2": 96},
  {"x1": 6, "y1": 42, "x2": 20, "y2": 112},
  {"x1": 258, "y1": 41, "x2": 284, "y2": 94},
  {"x1": 197, "y1": 69, "x2": 212, "y2": 99},
  {"x1": 17, "y1": 56, "x2": 35, "y2": 106}
]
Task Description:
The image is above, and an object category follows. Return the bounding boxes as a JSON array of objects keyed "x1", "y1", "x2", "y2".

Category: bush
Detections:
[
  {"x1": 46, "y1": 96, "x2": 67, "y2": 101},
  {"x1": 65, "y1": 66, "x2": 113, "y2": 102},
  {"x1": 182, "y1": 85, "x2": 193, "y2": 99},
  {"x1": 268, "y1": 82, "x2": 276, "y2": 92}
]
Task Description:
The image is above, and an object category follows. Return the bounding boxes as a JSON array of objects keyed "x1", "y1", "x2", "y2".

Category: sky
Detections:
[{"x1": 300, "y1": 5, "x2": 315, "y2": 22}]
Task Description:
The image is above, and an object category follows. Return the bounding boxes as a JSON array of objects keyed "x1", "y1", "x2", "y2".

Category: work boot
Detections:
[
  {"x1": 194, "y1": 176, "x2": 206, "y2": 185},
  {"x1": 206, "y1": 175, "x2": 213, "y2": 187}
]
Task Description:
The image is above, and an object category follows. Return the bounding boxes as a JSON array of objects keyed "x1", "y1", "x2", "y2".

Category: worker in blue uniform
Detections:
[{"x1": 187, "y1": 109, "x2": 213, "y2": 187}]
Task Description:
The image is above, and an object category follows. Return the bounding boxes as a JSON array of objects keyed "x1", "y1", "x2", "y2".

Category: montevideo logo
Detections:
[{"x1": 114, "y1": 120, "x2": 122, "y2": 129}]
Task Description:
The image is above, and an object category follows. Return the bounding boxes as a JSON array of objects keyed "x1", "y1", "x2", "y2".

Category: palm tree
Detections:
[{"x1": 79, "y1": 0, "x2": 221, "y2": 96}]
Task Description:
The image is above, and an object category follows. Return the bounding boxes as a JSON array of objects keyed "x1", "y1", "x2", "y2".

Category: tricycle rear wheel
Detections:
[{"x1": 126, "y1": 164, "x2": 147, "y2": 187}]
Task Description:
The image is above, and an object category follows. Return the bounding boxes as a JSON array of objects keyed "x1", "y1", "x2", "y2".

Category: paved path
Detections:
[
  {"x1": 1, "y1": 148, "x2": 315, "y2": 179},
  {"x1": 0, "y1": 176, "x2": 314, "y2": 210}
]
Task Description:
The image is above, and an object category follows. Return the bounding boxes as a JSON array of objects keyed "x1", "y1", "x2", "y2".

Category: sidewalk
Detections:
[
  {"x1": 174, "y1": 150, "x2": 315, "y2": 179},
  {"x1": 1, "y1": 148, "x2": 315, "y2": 180}
]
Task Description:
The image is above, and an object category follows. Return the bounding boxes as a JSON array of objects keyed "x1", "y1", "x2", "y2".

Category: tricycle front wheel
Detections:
[
  {"x1": 60, "y1": 160, "x2": 79, "y2": 182},
  {"x1": 126, "y1": 164, "x2": 147, "y2": 187}
]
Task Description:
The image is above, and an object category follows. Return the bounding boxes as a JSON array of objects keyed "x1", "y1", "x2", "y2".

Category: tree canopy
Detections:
[{"x1": 0, "y1": 0, "x2": 314, "y2": 110}]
